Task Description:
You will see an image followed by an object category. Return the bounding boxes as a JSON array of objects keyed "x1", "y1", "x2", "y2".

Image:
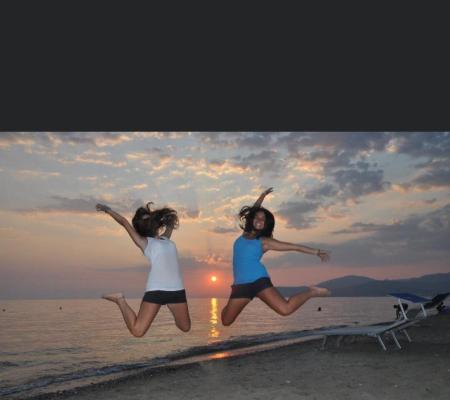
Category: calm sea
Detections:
[{"x1": 0, "y1": 297, "x2": 398, "y2": 399}]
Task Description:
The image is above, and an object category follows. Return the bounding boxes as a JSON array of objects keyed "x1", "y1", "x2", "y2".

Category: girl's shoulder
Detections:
[
  {"x1": 145, "y1": 236, "x2": 176, "y2": 252},
  {"x1": 259, "y1": 236, "x2": 274, "y2": 246}
]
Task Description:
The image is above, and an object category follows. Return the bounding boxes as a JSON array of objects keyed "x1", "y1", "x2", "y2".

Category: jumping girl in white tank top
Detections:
[
  {"x1": 144, "y1": 236, "x2": 184, "y2": 291},
  {"x1": 97, "y1": 202, "x2": 191, "y2": 337}
]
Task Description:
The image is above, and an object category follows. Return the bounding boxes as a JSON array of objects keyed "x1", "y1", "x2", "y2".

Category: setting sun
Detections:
[{"x1": 210, "y1": 276, "x2": 217, "y2": 283}]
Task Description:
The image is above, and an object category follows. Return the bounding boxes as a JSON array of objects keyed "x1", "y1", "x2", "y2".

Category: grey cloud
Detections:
[
  {"x1": 281, "y1": 133, "x2": 449, "y2": 177},
  {"x1": 265, "y1": 203, "x2": 450, "y2": 271},
  {"x1": 178, "y1": 207, "x2": 200, "y2": 219},
  {"x1": 50, "y1": 132, "x2": 99, "y2": 145},
  {"x1": 0, "y1": 132, "x2": 132, "y2": 149},
  {"x1": 304, "y1": 184, "x2": 338, "y2": 200},
  {"x1": 94, "y1": 254, "x2": 206, "y2": 273},
  {"x1": 94, "y1": 264, "x2": 149, "y2": 273},
  {"x1": 332, "y1": 222, "x2": 389, "y2": 235},
  {"x1": 323, "y1": 151, "x2": 354, "y2": 170},
  {"x1": 287, "y1": 133, "x2": 448, "y2": 205},
  {"x1": 180, "y1": 254, "x2": 230, "y2": 270},
  {"x1": 146, "y1": 146, "x2": 167, "y2": 155},
  {"x1": 301, "y1": 163, "x2": 389, "y2": 211},
  {"x1": 0, "y1": 132, "x2": 41, "y2": 147},
  {"x1": 424, "y1": 198, "x2": 437, "y2": 205},
  {"x1": 233, "y1": 133, "x2": 278, "y2": 148},
  {"x1": 331, "y1": 167, "x2": 390, "y2": 200},
  {"x1": 400, "y1": 168, "x2": 450, "y2": 191},
  {"x1": 388, "y1": 133, "x2": 450, "y2": 191},
  {"x1": 232, "y1": 150, "x2": 285, "y2": 176},
  {"x1": 210, "y1": 227, "x2": 240, "y2": 234},
  {"x1": 180, "y1": 254, "x2": 232, "y2": 271},
  {"x1": 179, "y1": 255, "x2": 208, "y2": 269},
  {"x1": 391, "y1": 132, "x2": 450, "y2": 159},
  {"x1": 196, "y1": 132, "x2": 281, "y2": 149},
  {"x1": 264, "y1": 248, "x2": 326, "y2": 270},
  {"x1": 276, "y1": 200, "x2": 321, "y2": 229},
  {"x1": 294, "y1": 149, "x2": 354, "y2": 170},
  {"x1": 414, "y1": 158, "x2": 449, "y2": 170},
  {"x1": 328, "y1": 203, "x2": 450, "y2": 267},
  {"x1": 15, "y1": 195, "x2": 142, "y2": 214},
  {"x1": 278, "y1": 132, "x2": 390, "y2": 155},
  {"x1": 50, "y1": 132, "x2": 132, "y2": 147}
]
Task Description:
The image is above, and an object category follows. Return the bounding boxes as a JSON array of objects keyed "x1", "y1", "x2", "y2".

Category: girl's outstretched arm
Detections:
[
  {"x1": 262, "y1": 237, "x2": 330, "y2": 262},
  {"x1": 253, "y1": 187, "x2": 273, "y2": 208},
  {"x1": 96, "y1": 204, "x2": 148, "y2": 253}
]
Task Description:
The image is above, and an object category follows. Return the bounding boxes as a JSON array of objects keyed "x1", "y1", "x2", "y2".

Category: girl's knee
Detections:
[
  {"x1": 276, "y1": 306, "x2": 291, "y2": 316},
  {"x1": 178, "y1": 322, "x2": 191, "y2": 332},
  {"x1": 176, "y1": 317, "x2": 191, "y2": 332},
  {"x1": 221, "y1": 312, "x2": 234, "y2": 326},
  {"x1": 221, "y1": 307, "x2": 236, "y2": 326},
  {"x1": 131, "y1": 329, "x2": 146, "y2": 338}
]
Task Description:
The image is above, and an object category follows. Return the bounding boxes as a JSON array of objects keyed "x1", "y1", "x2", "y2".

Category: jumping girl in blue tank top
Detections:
[
  {"x1": 221, "y1": 188, "x2": 332, "y2": 326},
  {"x1": 232, "y1": 235, "x2": 269, "y2": 284}
]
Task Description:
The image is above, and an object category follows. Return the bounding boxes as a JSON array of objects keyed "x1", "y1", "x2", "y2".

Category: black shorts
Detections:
[
  {"x1": 230, "y1": 277, "x2": 273, "y2": 300},
  {"x1": 142, "y1": 289, "x2": 187, "y2": 305}
]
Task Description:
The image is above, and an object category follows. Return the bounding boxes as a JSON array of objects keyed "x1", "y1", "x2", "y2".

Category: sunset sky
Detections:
[{"x1": 1, "y1": 132, "x2": 449, "y2": 299}]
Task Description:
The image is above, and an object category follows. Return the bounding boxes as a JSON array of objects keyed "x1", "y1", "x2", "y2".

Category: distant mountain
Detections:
[
  {"x1": 316, "y1": 275, "x2": 376, "y2": 291},
  {"x1": 276, "y1": 273, "x2": 450, "y2": 297}
]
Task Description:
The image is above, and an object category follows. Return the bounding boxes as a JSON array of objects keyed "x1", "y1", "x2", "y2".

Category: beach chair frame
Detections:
[
  {"x1": 317, "y1": 292, "x2": 449, "y2": 351},
  {"x1": 389, "y1": 293, "x2": 430, "y2": 320},
  {"x1": 319, "y1": 319, "x2": 413, "y2": 351}
]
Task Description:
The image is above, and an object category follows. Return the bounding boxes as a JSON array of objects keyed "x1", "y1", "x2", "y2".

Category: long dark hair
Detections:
[
  {"x1": 238, "y1": 206, "x2": 275, "y2": 238},
  {"x1": 132, "y1": 202, "x2": 179, "y2": 237}
]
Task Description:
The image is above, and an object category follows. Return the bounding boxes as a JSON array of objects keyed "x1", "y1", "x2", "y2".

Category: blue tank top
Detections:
[{"x1": 232, "y1": 236, "x2": 270, "y2": 284}]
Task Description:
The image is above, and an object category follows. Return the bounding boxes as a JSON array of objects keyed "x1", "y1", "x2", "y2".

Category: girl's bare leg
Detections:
[
  {"x1": 221, "y1": 298, "x2": 251, "y2": 326},
  {"x1": 167, "y1": 302, "x2": 191, "y2": 332},
  {"x1": 102, "y1": 293, "x2": 161, "y2": 337},
  {"x1": 257, "y1": 286, "x2": 330, "y2": 316}
]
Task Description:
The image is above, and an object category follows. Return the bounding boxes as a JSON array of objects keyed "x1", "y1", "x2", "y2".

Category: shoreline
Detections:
[{"x1": 23, "y1": 314, "x2": 450, "y2": 400}]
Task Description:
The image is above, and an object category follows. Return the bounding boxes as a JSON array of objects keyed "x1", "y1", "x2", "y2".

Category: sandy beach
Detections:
[{"x1": 29, "y1": 314, "x2": 450, "y2": 400}]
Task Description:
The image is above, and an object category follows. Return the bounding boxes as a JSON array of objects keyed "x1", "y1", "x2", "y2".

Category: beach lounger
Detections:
[
  {"x1": 317, "y1": 318, "x2": 414, "y2": 351},
  {"x1": 424, "y1": 292, "x2": 450, "y2": 313},
  {"x1": 389, "y1": 292, "x2": 450, "y2": 320},
  {"x1": 317, "y1": 293, "x2": 449, "y2": 352}
]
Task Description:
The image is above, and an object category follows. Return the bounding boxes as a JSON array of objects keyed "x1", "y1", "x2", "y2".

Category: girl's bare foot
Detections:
[
  {"x1": 309, "y1": 286, "x2": 331, "y2": 297},
  {"x1": 102, "y1": 292, "x2": 124, "y2": 303}
]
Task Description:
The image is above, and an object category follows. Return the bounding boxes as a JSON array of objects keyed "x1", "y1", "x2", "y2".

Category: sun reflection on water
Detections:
[
  {"x1": 209, "y1": 297, "x2": 220, "y2": 340},
  {"x1": 208, "y1": 351, "x2": 231, "y2": 360}
]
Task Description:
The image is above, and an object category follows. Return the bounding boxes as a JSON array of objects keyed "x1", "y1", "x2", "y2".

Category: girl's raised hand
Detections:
[
  {"x1": 317, "y1": 249, "x2": 330, "y2": 263},
  {"x1": 96, "y1": 203, "x2": 111, "y2": 213},
  {"x1": 262, "y1": 187, "x2": 274, "y2": 196}
]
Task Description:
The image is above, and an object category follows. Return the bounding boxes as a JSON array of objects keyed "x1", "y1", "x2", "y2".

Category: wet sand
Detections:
[{"x1": 30, "y1": 314, "x2": 450, "y2": 400}]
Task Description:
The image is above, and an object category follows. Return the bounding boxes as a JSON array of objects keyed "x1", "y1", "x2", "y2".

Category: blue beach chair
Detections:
[
  {"x1": 424, "y1": 292, "x2": 450, "y2": 314},
  {"x1": 389, "y1": 292, "x2": 450, "y2": 320},
  {"x1": 389, "y1": 293, "x2": 430, "y2": 320}
]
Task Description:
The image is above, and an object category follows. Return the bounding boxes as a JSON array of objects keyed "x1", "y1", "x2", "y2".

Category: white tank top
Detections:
[{"x1": 144, "y1": 236, "x2": 185, "y2": 291}]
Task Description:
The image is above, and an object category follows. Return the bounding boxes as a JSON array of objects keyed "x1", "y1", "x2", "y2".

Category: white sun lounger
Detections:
[
  {"x1": 389, "y1": 292, "x2": 450, "y2": 320},
  {"x1": 316, "y1": 292, "x2": 449, "y2": 351},
  {"x1": 317, "y1": 318, "x2": 415, "y2": 351}
]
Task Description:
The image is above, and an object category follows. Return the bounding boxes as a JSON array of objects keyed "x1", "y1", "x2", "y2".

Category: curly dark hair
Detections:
[
  {"x1": 132, "y1": 202, "x2": 179, "y2": 237},
  {"x1": 238, "y1": 206, "x2": 275, "y2": 238}
]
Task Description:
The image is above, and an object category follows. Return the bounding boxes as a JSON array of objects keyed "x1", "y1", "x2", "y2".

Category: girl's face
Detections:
[{"x1": 253, "y1": 211, "x2": 266, "y2": 231}]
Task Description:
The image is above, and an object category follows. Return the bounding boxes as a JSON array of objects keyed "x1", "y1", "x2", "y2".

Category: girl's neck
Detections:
[{"x1": 243, "y1": 231, "x2": 258, "y2": 239}]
